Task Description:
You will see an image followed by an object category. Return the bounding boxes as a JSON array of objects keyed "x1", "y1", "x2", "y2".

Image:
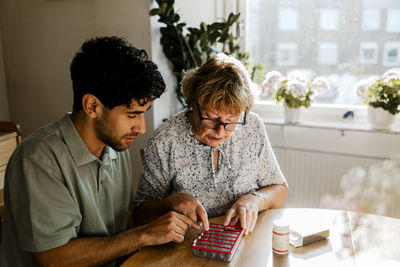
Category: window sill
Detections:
[
  {"x1": 252, "y1": 100, "x2": 400, "y2": 135},
  {"x1": 252, "y1": 100, "x2": 400, "y2": 158}
]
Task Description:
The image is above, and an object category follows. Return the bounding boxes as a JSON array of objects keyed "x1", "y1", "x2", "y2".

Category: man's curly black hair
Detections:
[{"x1": 70, "y1": 36, "x2": 166, "y2": 111}]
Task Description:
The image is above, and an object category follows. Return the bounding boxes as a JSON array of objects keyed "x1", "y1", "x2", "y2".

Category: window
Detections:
[
  {"x1": 362, "y1": 9, "x2": 380, "y2": 31},
  {"x1": 319, "y1": 43, "x2": 338, "y2": 65},
  {"x1": 359, "y1": 42, "x2": 378, "y2": 64},
  {"x1": 383, "y1": 42, "x2": 400, "y2": 66},
  {"x1": 245, "y1": 0, "x2": 400, "y2": 108},
  {"x1": 279, "y1": 9, "x2": 298, "y2": 31},
  {"x1": 276, "y1": 43, "x2": 297, "y2": 66},
  {"x1": 320, "y1": 9, "x2": 339, "y2": 31},
  {"x1": 386, "y1": 9, "x2": 400, "y2": 33}
]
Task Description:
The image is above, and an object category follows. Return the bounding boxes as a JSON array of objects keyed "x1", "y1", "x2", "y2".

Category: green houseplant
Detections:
[
  {"x1": 355, "y1": 68, "x2": 400, "y2": 115},
  {"x1": 260, "y1": 70, "x2": 329, "y2": 123},
  {"x1": 150, "y1": 0, "x2": 262, "y2": 104},
  {"x1": 274, "y1": 80, "x2": 315, "y2": 109},
  {"x1": 355, "y1": 68, "x2": 400, "y2": 129},
  {"x1": 261, "y1": 70, "x2": 329, "y2": 109}
]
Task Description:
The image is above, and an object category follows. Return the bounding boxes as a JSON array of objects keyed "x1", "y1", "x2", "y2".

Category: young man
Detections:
[{"x1": 0, "y1": 36, "x2": 199, "y2": 267}]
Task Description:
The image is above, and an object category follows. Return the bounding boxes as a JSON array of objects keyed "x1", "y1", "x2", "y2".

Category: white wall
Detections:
[
  {"x1": 0, "y1": 0, "x2": 154, "y2": 186},
  {"x1": 0, "y1": 0, "x2": 153, "y2": 136}
]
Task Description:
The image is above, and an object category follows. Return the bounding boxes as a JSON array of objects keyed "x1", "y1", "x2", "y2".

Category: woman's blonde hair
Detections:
[{"x1": 181, "y1": 53, "x2": 254, "y2": 114}]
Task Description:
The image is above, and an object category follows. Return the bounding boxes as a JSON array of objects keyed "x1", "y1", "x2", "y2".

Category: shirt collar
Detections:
[
  {"x1": 59, "y1": 113, "x2": 118, "y2": 166},
  {"x1": 101, "y1": 145, "x2": 119, "y2": 165}
]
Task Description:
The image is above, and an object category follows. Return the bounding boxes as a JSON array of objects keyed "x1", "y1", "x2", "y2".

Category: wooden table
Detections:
[{"x1": 122, "y1": 208, "x2": 400, "y2": 266}]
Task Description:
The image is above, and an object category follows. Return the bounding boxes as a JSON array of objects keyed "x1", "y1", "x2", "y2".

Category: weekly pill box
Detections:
[{"x1": 192, "y1": 223, "x2": 244, "y2": 261}]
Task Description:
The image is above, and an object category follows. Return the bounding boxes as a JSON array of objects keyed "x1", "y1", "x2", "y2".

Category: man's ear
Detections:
[{"x1": 81, "y1": 93, "x2": 103, "y2": 118}]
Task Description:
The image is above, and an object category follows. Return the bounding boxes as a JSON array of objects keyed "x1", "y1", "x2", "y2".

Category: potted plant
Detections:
[
  {"x1": 354, "y1": 68, "x2": 400, "y2": 130},
  {"x1": 261, "y1": 70, "x2": 329, "y2": 123},
  {"x1": 150, "y1": 0, "x2": 263, "y2": 105}
]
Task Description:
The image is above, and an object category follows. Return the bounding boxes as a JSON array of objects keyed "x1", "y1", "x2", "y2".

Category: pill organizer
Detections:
[{"x1": 192, "y1": 222, "x2": 244, "y2": 262}]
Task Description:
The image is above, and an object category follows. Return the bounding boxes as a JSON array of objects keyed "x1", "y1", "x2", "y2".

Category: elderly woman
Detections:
[{"x1": 133, "y1": 53, "x2": 288, "y2": 235}]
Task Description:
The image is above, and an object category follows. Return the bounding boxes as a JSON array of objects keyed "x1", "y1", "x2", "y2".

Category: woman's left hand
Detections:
[{"x1": 222, "y1": 193, "x2": 263, "y2": 235}]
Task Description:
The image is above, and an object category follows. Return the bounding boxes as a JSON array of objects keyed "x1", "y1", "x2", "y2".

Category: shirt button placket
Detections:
[{"x1": 98, "y1": 165, "x2": 105, "y2": 195}]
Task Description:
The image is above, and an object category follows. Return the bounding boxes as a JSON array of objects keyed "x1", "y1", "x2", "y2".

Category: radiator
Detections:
[{"x1": 272, "y1": 147, "x2": 399, "y2": 218}]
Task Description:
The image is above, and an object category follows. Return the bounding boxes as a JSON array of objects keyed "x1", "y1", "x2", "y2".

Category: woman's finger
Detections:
[
  {"x1": 223, "y1": 208, "x2": 236, "y2": 226},
  {"x1": 249, "y1": 210, "x2": 258, "y2": 233},
  {"x1": 239, "y1": 207, "x2": 247, "y2": 230},
  {"x1": 230, "y1": 214, "x2": 239, "y2": 226},
  {"x1": 245, "y1": 209, "x2": 253, "y2": 235}
]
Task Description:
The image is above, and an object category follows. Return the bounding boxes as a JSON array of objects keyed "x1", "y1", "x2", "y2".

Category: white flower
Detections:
[
  {"x1": 337, "y1": 154, "x2": 400, "y2": 215},
  {"x1": 287, "y1": 70, "x2": 308, "y2": 82},
  {"x1": 312, "y1": 77, "x2": 330, "y2": 92},
  {"x1": 260, "y1": 71, "x2": 282, "y2": 96},
  {"x1": 354, "y1": 77, "x2": 377, "y2": 97},
  {"x1": 286, "y1": 80, "x2": 307, "y2": 98},
  {"x1": 382, "y1": 68, "x2": 400, "y2": 81},
  {"x1": 340, "y1": 166, "x2": 366, "y2": 194}
]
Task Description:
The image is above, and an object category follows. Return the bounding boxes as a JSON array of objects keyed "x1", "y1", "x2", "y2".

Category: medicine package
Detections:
[
  {"x1": 289, "y1": 225, "x2": 330, "y2": 247},
  {"x1": 192, "y1": 223, "x2": 244, "y2": 261}
]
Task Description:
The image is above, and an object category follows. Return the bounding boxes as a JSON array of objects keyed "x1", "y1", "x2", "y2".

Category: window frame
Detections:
[
  {"x1": 319, "y1": 9, "x2": 339, "y2": 31},
  {"x1": 383, "y1": 42, "x2": 400, "y2": 67},
  {"x1": 362, "y1": 9, "x2": 381, "y2": 31},
  {"x1": 359, "y1": 42, "x2": 379, "y2": 65},
  {"x1": 237, "y1": 0, "x2": 400, "y2": 130},
  {"x1": 386, "y1": 9, "x2": 400, "y2": 33}
]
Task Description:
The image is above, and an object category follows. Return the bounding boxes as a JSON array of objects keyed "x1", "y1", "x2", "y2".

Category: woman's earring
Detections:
[{"x1": 188, "y1": 106, "x2": 194, "y2": 111}]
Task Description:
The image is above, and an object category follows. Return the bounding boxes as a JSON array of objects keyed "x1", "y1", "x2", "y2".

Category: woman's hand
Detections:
[
  {"x1": 165, "y1": 192, "x2": 209, "y2": 231},
  {"x1": 223, "y1": 193, "x2": 264, "y2": 235}
]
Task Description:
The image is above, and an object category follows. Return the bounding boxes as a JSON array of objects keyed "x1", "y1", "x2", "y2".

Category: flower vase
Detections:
[
  {"x1": 367, "y1": 105, "x2": 396, "y2": 130},
  {"x1": 284, "y1": 105, "x2": 300, "y2": 124}
]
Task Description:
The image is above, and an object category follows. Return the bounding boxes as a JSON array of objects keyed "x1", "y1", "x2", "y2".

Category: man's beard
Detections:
[{"x1": 94, "y1": 115, "x2": 131, "y2": 152}]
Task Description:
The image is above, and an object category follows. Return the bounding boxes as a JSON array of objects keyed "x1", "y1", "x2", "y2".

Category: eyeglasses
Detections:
[{"x1": 197, "y1": 105, "x2": 247, "y2": 131}]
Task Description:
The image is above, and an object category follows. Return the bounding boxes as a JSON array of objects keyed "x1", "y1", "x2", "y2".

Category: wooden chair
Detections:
[
  {"x1": 0, "y1": 121, "x2": 22, "y2": 144},
  {"x1": 0, "y1": 121, "x2": 22, "y2": 243}
]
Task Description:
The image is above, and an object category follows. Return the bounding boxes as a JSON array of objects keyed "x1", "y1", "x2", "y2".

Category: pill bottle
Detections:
[{"x1": 272, "y1": 219, "x2": 289, "y2": 254}]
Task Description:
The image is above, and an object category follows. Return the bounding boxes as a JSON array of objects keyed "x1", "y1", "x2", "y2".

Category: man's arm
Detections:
[{"x1": 33, "y1": 211, "x2": 198, "y2": 267}]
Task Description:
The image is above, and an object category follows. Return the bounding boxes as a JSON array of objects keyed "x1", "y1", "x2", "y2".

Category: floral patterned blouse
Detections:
[{"x1": 133, "y1": 110, "x2": 286, "y2": 218}]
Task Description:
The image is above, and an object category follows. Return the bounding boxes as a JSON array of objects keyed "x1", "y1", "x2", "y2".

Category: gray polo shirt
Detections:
[{"x1": 0, "y1": 113, "x2": 133, "y2": 267}]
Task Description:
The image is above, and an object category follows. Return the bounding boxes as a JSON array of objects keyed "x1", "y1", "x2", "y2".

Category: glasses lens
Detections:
[
  {"x1": 225, "y1": 123, "x2": 242, "y2": 131},
  {"x1": 201, "y1": 119, "x2": 219, "y2": 129}
]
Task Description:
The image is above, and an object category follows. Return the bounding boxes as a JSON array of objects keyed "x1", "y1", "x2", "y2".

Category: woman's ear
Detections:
[{"x1": 81, "y1": 93, "x2": 103, "y2": 118}]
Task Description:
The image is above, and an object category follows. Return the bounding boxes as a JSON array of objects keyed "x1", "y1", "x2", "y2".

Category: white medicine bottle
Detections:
[{"x1": 272, "y1": 219, "x2": 289, "y2": 254}]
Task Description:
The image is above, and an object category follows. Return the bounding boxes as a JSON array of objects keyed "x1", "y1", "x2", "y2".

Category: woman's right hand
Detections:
[{"x1": 165, "y1": 193, "x2": 209, "y2": 231}]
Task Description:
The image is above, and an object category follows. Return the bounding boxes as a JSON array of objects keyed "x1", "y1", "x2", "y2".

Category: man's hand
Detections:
[
  {"x1": 33, "y1": 211, "x2": 198, "y2": 267},
  {"x1": 140, "y1": 211, "x2": 199, "y2": 245},
  {"x1": 165, "y1": 193, "x2": 209, "y2": 231},
  {"x1": 223, "y1": 193, "x2": 263, "y2": 235}
]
